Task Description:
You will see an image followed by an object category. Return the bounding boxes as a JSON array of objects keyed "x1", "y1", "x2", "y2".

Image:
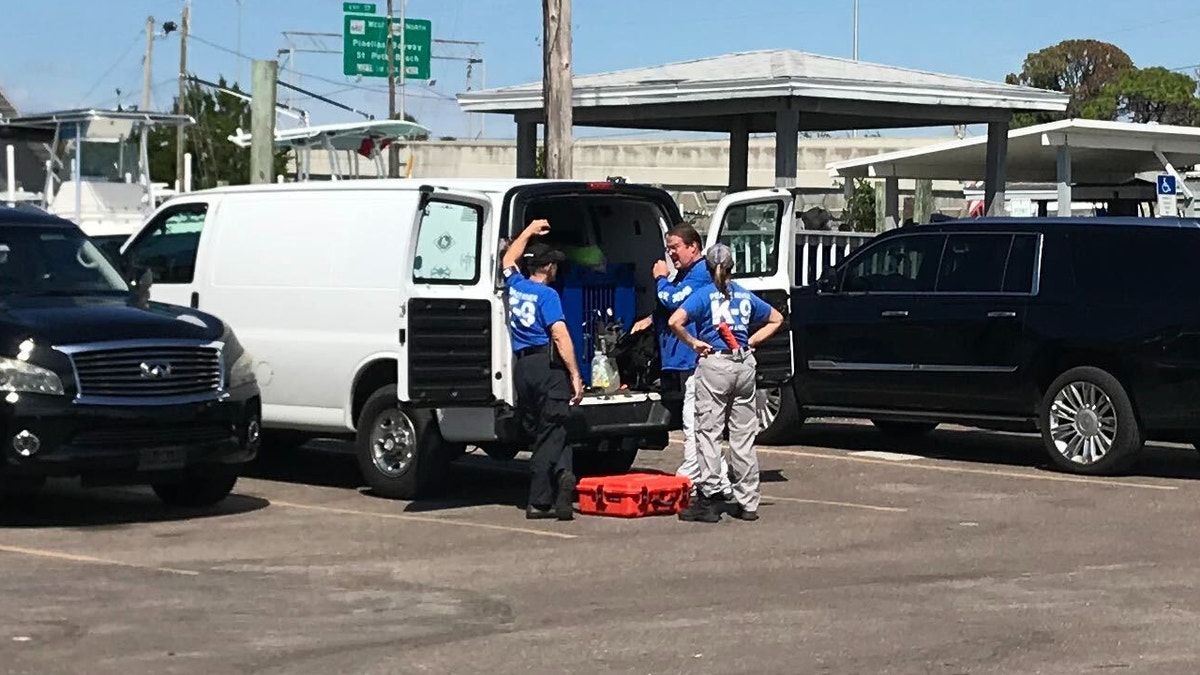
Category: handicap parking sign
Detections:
[{"x1": 1158, "y1": 174, "x2": 1178, "y2": 196}]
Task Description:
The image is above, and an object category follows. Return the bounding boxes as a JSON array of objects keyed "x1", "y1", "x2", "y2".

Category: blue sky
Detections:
[{"x1": 3, "y1": 0, "x2": 1200, "y2": 140}]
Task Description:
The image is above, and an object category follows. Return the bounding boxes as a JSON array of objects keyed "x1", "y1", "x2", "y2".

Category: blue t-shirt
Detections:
[
  {"x1": 653, "y1": 262, "x2": 711, "y2": 371},
  {"x1": 679, "y1": 282, "x2": 774, "y2": 351},
  {"x1": 502, "y1": 267, "x2": 566, "y2": 352}
]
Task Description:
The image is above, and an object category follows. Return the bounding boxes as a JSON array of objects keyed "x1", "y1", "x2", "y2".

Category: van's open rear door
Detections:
[
  {"x1": 703, "y1": 189, "x2": 796, "y2": 387},
  {"x1": 398, "y1": 186, "x2": 500, "y2": 405}
]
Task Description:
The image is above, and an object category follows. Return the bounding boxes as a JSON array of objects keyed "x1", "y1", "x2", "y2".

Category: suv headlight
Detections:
[
  {"x1": 0, "y1": 358, "x2": 64, "y2": 396},
  {"x1": 221, "y1": 327, "x2": 256, "y2": 389}
]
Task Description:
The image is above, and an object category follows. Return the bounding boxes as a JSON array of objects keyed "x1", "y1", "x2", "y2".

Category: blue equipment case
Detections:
[{"x1": 555, "y1": 263, "x2": 636, "y2": 387}]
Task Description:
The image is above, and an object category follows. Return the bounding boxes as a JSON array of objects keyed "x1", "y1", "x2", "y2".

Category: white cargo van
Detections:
[{"x1": 118, "y1": 179, "x2": 799, "y2": 499}]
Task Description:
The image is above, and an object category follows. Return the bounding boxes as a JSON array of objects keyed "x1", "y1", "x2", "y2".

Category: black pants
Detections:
[{"x1": 514, "y1": 350, "x2": 573, "y2": 507}]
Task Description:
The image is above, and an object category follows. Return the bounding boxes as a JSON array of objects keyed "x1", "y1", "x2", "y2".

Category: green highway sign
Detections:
[
  {"x1": 342, "y1": 3, "x2": 377, "y2": 13},
  {"x1": 342, "y1": 15, "x2": 432, "y2": 80}
]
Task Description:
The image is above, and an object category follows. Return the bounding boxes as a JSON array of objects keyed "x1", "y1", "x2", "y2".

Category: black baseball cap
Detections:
[{"x1": 523, "y1": 241, "x2": 567, "y2": 268}]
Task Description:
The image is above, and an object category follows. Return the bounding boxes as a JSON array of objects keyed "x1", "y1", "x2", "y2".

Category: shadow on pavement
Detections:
[
  {"x1": 0, "y1": 481, "x2": 269, "y2": 529},
  {"x1": 787, "y1": 420, "x2": 1200, "y2": 481}
]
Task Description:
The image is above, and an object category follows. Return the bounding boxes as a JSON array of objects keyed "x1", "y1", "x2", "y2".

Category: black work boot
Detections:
[
  {"x1": 554, "y1": 470, "x2": 576, "y2": 521},
  {"x1": 729, "y1": 504, "x2": 759, "y2": 522},
  {"x1": 678, "y1": 492, "x2": 721, "y2": 523}
]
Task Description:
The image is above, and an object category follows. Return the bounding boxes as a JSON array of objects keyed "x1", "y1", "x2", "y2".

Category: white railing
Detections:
[{"x1": 796, "y1": 229, "x2": 875, "y2": 287}]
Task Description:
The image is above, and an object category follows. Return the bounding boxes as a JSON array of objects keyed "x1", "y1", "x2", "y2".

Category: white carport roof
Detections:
[
  {"x1": 457, "y1": 49, "x2": 1067, "y2": 132},
  {"x1": 827, "y1": 119, "x2": 1200, "y2": 184}
]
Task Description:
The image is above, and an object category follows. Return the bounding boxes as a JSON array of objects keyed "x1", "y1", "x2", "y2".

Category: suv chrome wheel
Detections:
[
  {"x1": 370, "y1": 408, "x2": 417, "y2": 477},
  {"x1": 1048, "y1": 381, "x2": 1118, "y2": 465},
  {"x1": 756, "y1": 389, "x2": 781, "y2": 432}
]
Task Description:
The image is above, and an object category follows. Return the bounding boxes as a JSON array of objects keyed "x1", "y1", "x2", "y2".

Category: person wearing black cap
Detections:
[{"x1": 501, "y1": 218, "x2": 584, "y2": 520}]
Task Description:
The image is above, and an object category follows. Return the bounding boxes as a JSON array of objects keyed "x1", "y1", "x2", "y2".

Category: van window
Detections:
[
  {"x1": 125, "y1": 203, "x2": 208, "y2": 284},
  {"x1": 842, "y1": 234, "x2": 945, "y2": 293},
  {"x1": 717, "y1": 200, "x2": 782, "y2": 277},
  {"x1": 413, "y1": 199, "x2": 483, "y2": 284},
  {"x1": 936, "y1": 234, "x2": 1012, "y2": 293}
]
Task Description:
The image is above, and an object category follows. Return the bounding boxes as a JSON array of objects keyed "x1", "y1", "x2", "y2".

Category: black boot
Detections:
[
  {"x1": 678, "y1": 492, "x2": 721, "y2": 523},
  {"x1": 554, "y1": 470, "x2": 576, "y2": 521}
]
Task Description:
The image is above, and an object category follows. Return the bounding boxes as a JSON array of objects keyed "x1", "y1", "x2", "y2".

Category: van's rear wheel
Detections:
[
  {"x1": 1040, "y1": 367, "x2": 1142, "y2": 475},
  {"x1": 755, "y1": 386, "x2": 805, "y2": 445},
  {"x1": 355, "y1": 386, "x2": 461, "y2": 500}
]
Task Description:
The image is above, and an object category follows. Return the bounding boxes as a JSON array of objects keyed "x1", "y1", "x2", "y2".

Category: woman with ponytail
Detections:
[{"x1": 668, "y1": 244, "x2": 784, "y2": 523}]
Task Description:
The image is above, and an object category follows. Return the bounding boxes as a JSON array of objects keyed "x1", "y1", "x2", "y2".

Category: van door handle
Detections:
[
  {"x1": 987, "y1": 311, "x2": 1016, "y2": 318},
  {"x1": 190, "y1": 291, "x2": 199, "y2": 309},
  {"x1": 880, "y1": 310, "x2": 908, "y2": 318}
]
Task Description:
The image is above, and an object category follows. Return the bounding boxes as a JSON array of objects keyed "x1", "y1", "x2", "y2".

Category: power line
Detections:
[{"x1": 78, "y1": 30, "x2": 146, "y2": 105}]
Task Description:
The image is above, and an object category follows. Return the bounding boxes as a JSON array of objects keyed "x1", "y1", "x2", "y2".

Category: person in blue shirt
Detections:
[
  {"x1": 668, "y1": 243, "x2": 784, "y2": 523},
  {"x1": 631, "y1": 224, "x2": 731, "y2": 498},
  {"x1": 501, "y1": 219, "x2": 584, "y2": 521}
]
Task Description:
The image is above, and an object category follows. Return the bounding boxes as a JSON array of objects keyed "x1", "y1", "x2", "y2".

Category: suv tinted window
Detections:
[
  {"x1": 1070, "y1": 229, "x2": 1200, "y2": 302},
  {"x1": 0, "y1": 226, "x2": 127, "y2": 294},
  {"x1": 125, "y1": 204, "x2": 207, "y2": 284},
  {"x1": 1002, "y1": 234, "x2": 1038, "y2": 293},
  {"x1": 937, "y1": 233, "x2": 1011, "y2": 293},
  {"x1": 842, "y1": 234, "x2": 945, "y2": 293}
]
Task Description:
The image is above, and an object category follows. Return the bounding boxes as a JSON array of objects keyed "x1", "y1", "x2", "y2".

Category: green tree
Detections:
[
  {"x1": 842, "y1": 178, "x2": 876, "y2": 233},
  {"x1": 1005, "y1": 39, "x2": 1134, "y2": 126},
  {"x1": 1082, "y1": 67, "x2": 1200, "y2": 125},
  {"x1": 148, "y1": 77, "x2": 289, "y2": 189}
]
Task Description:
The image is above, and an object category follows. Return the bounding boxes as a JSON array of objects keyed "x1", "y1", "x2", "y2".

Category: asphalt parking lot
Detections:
[{"x1": 3, "y1": 422, "x2": 1200, "y2": 675}]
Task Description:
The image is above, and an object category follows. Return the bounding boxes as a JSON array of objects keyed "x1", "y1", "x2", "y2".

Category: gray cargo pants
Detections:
[{"x1": 694, "y1": 351, "x2": 760, "y2": 511}]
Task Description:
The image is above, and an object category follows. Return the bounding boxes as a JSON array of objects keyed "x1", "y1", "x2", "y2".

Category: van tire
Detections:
[
  {"x1": 152, "y1": 466, "x2": 239, "y2": 508},
  {"x1": 1039, "y1": 367, "x2": 1143, "y2": 475},
  {"x1": 355, "y1": 386, "x2": 456, "y2": 500},
  {"x1": 756, "y1": 386, "x2": 805, "y2": 445}
]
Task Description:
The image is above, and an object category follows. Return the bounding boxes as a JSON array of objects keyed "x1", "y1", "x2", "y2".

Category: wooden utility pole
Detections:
[
  {"x1": 175, "y1": 1, "x2": 191, "y2": 192},
  {"x1": 142, "y1": 16, "x2": 155, "y2": 111},
  {"x1": 542, "y1": 0, "x2": 572, "y2": 178},
  {"x1": 249, "y1": 60, "x2": 278, "y2": 184},
  {"x1": 386, "y1": 0, "x2": 399, "y2": 177}
]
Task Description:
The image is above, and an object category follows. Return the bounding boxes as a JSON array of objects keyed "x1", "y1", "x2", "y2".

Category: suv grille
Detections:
[{"x1": 68, "y1": 345, "x2": 223, "y2": 400}]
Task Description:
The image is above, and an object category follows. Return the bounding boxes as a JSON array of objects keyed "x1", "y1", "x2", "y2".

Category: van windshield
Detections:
[{"x1": 0, "y1": 225, "x2": 130, "y2": 296}]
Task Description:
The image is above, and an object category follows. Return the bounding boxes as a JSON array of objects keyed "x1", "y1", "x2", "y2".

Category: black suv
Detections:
[
  {"x1": 788, "y1": 217, "x2": 1200, "y2": 475},
  {"x1": 0, "y1": 208, "x2": 261, "y2": 505}
]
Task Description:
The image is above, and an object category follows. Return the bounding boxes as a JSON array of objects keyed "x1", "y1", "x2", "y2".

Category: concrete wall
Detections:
[{"x1": 290, "y1": 136, "x2": 967, "y2": 221}]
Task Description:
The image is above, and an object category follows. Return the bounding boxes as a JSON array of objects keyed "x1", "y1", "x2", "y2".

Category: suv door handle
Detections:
[
  {"x1": 880, "y1": 310, "x2": 909, "y2": 318},
  {"x1": 987, "y1": 311, "x2": 1017, "y2": 318}
]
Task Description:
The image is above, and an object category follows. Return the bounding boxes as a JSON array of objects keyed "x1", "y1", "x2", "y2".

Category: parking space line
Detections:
[
  {"x1": 759, "y1": 448, "x2": 1177, "y2": 491},
  {"x1": 763, "y1": 494, "x2": 908, "y2": 513},
  {"x1": 0, "y1": 544, "x2": 199, "y2": 576},
  {"x1": 271, "y1": 500, "x2": 578, "y2": 540}
]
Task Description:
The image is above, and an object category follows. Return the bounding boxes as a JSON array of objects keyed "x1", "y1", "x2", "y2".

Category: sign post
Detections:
[
  {"x1": 1157, "y1": 174, "x2": 1179, "y2": 217},
  {"x1": 343, "y1": 15, "x2": 431, "y2": 79}
]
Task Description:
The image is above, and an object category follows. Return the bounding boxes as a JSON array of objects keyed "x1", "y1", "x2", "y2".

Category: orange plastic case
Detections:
[{"x1": 576, "y1": 473, "x2": 692, "y2": 518}]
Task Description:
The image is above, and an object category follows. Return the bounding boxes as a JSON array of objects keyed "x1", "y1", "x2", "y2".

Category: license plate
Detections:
[{"x1": 138, "y1": 447, "x2": 188, "y2": 471}]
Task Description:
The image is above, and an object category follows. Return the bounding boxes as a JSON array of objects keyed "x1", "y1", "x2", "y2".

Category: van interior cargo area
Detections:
[{"x1": 515, "y1": 191, "x2": 676, "y2": 395}]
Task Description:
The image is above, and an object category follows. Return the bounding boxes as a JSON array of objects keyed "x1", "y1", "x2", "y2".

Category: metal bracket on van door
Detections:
[{"x1": 417, "y1": 185, "x2": 434, "y2": 210}]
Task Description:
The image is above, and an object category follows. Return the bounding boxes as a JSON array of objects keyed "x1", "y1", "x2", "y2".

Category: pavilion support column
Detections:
[
  {"x1": 516, "y1": 117, "x2": 538, "y2": 178},
  {"x1": 984, "y1": 120, "x2": 1009, "y2": 216},
  {"x1": 729, "y1": 116, "x2": 749, "y2": 192},
  {"x1": 774, "y1": 107, "x2": 799, "y2": 188},
  {"x1": 885, "y1": 176, "x2": 900, "y2": 225},
  {"x1": 1056, "y1": 143, "x2": 1073, "y2": 217}
]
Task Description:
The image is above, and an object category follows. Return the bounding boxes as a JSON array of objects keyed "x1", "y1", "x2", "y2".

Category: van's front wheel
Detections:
[{"x1": 355, "y1": 386, "x2": 459, "y2": 500}]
